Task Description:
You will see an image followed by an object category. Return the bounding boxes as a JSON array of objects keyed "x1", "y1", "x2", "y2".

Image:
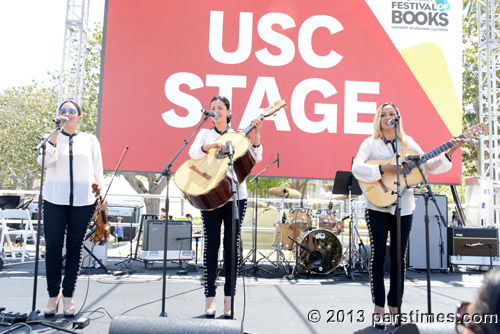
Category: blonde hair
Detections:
[{"x1": 373, "y1": 102, "x2": 409, "y2": 147}]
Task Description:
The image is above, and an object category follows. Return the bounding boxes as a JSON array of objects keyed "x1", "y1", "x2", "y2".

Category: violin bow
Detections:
[{"x1": 101, "y1": 145, "x2": 129, "y2": 202}]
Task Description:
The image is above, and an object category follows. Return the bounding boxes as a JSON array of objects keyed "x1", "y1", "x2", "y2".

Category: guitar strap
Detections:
[
  {"x1": 382, "y1": 137, "x2": 397, "y2": 154},
  {"x1": 213, "y1": 126, "x2": 229, "y2": 135}
]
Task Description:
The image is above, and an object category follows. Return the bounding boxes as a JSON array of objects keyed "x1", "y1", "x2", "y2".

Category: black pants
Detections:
[
  {"x1": 366, "y1": 209, "x2": 413, "y2": 308},
  {"x1": 201, "y1": 199, "x2": 247, "y2": 298},
  {"x1": 43, "y1": 200, "x2": 94, "y2": 298}
]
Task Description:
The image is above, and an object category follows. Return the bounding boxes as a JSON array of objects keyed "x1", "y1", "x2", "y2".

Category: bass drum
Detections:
[{"x1": 296, "y1": 229, "x2": 342, "y2": 275}]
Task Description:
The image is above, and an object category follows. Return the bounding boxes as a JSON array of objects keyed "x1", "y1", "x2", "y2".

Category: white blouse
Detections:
[
  {"x1": 352, "y1": 136, "x2": 452, "y2": 216},
  {"x1": 188, "y1": 127, "x2": 263, "y2": 201},
  {"x1": 38, "y1": 130, "x2": 104, "y2": 207}
]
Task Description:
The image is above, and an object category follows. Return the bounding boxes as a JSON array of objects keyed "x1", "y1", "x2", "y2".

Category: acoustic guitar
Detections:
[
  {"x1": 174, "y1": 100, "x2": 286, "y2": 210},
  {"x1": 358, "y1": 123, "x2": 487, "y2": 207}
]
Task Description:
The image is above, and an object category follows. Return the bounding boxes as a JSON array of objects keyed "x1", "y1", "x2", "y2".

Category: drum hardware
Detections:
[
  {"x1": 257, "y1": 194, "x2": 291, "y2": 274},
  {"x1": 240, "y1": 156, "x2": 279, "y2": 276},
  {"x1": 268, "y1": 186, "x2": 301, "y2": 199},
  {"x1": 331, "y1": 170, "x2": 364, "y2": 280}
]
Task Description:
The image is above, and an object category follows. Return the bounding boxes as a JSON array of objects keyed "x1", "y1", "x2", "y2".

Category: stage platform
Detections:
[{"x1": 0, "y1": 253, "x2": 485, "y2": 334}]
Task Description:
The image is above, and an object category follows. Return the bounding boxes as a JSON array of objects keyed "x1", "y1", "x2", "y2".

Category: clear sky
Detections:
[{"x1": 0, "y1": 0, "x2": 105, "y2": 93}]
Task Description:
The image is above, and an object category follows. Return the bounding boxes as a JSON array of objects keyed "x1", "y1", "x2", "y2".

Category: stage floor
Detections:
[{"x1": 0, "y1": 254, "x2": 484, "y2": 334}]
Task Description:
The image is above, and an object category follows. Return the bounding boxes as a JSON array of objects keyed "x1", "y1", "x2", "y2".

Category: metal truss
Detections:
[
  {"x1": 477, "y1": 0, "x2": 500, "y2": 225},
  {"x1": 57, "y1": 0, "x2": 90, "y2": 105}
]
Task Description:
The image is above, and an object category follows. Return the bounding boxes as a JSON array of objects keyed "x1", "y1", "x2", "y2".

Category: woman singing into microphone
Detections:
[
  {"x1": 38, "y1": 100, "x2": 104, "y2": 318},
  {"x1": 351, "y1": 102, "x2": 464, "y2": 329},
  {"x1": 189, "y1": 96, "x2": 263, "y2": 318}
]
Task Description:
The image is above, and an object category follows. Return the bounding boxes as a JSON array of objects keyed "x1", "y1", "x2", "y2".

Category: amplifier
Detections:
[
  {"x1": 447, "y1": 227, "x2": 499, "y2": 257},
  {"x1": 142, "y1": 220, "x2": 192, "y2": 251}
]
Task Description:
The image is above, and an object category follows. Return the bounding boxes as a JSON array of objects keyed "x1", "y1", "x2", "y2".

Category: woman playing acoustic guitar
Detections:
[
  {"x1": 351, "y1": 102, "x2": 464, "y2": 329},
  {"x1": 188, "y1": 96, "x2": 263, "y2": 318}
]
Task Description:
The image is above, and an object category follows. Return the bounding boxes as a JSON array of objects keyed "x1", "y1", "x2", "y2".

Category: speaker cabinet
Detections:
[
  {"x1": 142, "y1": 220, "x2": 192, "y2": 251},
  {"x1": 408, "y1": 194, "x2": 448, "y2": 270},
  {"x1": 447, "y1": 227, "x2": 498, "y2": 257},
  {"x1": 109, "y1": 315, "x2": 242, "y2": 334}
]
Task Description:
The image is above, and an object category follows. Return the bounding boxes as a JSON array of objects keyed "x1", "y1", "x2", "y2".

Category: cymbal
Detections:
[
  {"x1": 332, "y1": 194, "x2": 360, "y2": 200},
  {"x1": 269, "y1": 186, "x2": 301, "y2": 199},
  {"x1": 257, "y1": 201, "x2": 277, "y2": 210}
]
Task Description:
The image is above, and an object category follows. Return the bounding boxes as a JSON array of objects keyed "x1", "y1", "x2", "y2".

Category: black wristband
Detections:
[
  {"x1": 201, "y1": 145, "x2": 207, "y2": 153},
  {"x1": 445, "y1": 153, "x2": 452, "y2": 162},
  {"x1": 252, "y1": 144, "x2": 261, "y2": 148},
  {"x1": 379, "y1": 164, "x2": 384, "y2": 175},
  {"x1": 48, "y1": 141, "x2": 56, "y2": 147}
]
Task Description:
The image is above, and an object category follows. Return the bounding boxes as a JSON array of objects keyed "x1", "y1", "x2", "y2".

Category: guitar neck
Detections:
[
  {"x1": 406, "y1": 133, "x2": 465, "y2": 169},
  {"x1": 242, "y1": 114, "x2": 265, "y2": 136}
]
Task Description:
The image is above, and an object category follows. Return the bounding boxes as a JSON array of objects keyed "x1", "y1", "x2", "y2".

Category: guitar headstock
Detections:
[
  {"x1": 262, "y1": 100, "x2": 286, "y2": 118},
  {"x1": 464, "y1": 122, "x2": 488, "y2": 140}
]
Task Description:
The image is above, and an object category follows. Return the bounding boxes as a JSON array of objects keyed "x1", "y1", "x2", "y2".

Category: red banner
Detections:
[{"x1": 100, "y1": 0, "x2": 462, "y2": 183}]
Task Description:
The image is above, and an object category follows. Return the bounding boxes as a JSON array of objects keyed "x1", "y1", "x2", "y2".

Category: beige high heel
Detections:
[
  {"x1": 44, "y1": 292, "x2": 62, "y2": 317},
  {"x1": 205, "y1": 297, "x2": 216, "y2": 318},
  {"x1": 223, "y1": 296, "x2": 233, "y2": 319},
  {"x1": 373, "y1": 305, "x2": 385, "y2": 330},
  {"x1": 63, "y1": 297, "x2": 75, "y2": 318}
]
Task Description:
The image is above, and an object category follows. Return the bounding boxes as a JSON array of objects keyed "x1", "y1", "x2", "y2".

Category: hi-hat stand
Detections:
[
  {"x1": 258, "y1": 195, "x2": 291, "y2": 275},
  {"x1": 331, "y1": 171, "x2": 364, "y2": 279},
  {"x1": 240, "y1": 154, "x2": 278, "y2": 276}
]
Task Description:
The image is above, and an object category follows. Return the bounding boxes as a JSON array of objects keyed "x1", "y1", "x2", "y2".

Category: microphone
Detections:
[
  {"x1": 387, "y1": 115, "x2": 400, "y2": 126},
  {"x1": 277, "y1": 153, "x2": 280, "y2": 168},
  {"x1": 201, "y1": 109, "x2": 217, "y2": 118},
  {"x1": 226, "y1": 141, "x2": 233, "y2": 155},
  {"x1": 52, "y1": 117, "x2": 69, "y2": 125},
  {"x1": 404, "y1": 154, "x2": 423, "y2": 161}
]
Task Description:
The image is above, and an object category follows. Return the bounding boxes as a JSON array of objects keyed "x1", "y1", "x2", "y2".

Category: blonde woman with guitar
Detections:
[
  {"x1": 351, "y1": 102, "x2": 466, "y2": 329},
  {"x1": 188, "y1": 96, "x2": 263, "y2": 318}
]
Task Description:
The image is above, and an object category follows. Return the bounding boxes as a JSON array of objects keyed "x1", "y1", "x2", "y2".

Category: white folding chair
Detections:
[{"x1": 0, "y1": 209, "x2": 36, "y2": 261}]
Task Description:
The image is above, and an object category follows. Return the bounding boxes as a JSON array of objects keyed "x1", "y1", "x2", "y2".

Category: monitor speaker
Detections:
[
  {"x1": 447, "y1": 227, "x2": 498, "y2": 257},
  {"x1": 109, "y1": 315, "x2": 242, "y2": 334},
  {"x1": 142, "y1": 220, "x2": 192, "y2": 251}
]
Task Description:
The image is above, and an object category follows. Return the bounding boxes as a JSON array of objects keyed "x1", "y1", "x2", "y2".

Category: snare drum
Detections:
[
  {"x1": 273, "y1": 223, "x2": 301, "y2": 250},
  {"x1": 289, "y1": 206, "x2": 313, "y2": 230},
  {"x1": 295, "y1": 229, "x2": 342, "y2": 275}
]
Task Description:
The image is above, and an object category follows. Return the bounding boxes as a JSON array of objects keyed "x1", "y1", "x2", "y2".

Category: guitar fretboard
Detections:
[{"x1": 406, "y1": 134, "x2": 466, "y2": 170}]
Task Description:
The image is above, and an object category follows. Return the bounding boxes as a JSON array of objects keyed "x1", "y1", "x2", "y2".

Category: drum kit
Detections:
[
  {"x1": 252, "y1": 186, "x2": 348, "y2": 277},
  {"x1": 245, "y1": 172, "x2": 369, "y2": 279}
]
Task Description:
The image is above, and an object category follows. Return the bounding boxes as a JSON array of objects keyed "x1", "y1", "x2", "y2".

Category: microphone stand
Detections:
[
  {"x1": 241, "y1": 155, "x2": 278, "y2": 276},
  {"x1": 154, "y1": 113, "x2": 212, "y2": 317},
  {"x1": 413, "y1": 161, "x2": 448, "y2": 314},
  {"x1": 392, "y1": 122, "x2": 403, "y2": 327},
  {"x1": 226, "y1": 141, "x2": 239, "y2": 319},
  {"x1": 7, "y1": 126, "x2": 78, "y2": 333}
]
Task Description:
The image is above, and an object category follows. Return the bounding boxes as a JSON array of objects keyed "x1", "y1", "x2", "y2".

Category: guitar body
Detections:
[
  {"x1": 174, "y1": 132, "x2": 256, "y2": 210},
  {"x1": 358, "y1": 149, "x2": 427, "y2": 207}
]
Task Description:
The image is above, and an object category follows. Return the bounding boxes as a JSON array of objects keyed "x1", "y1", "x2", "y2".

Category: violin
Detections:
[{"x1": 90, "y1": 183, "x2": 110, "y2": 245}]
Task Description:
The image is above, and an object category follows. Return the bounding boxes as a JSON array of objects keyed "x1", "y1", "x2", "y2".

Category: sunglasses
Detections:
[
  {"x1": 456, "y1": 302, "x2": 475, "y2": 334},
  {"x1": 58, "y1": 108, "x2": 78, "y2": 115}
]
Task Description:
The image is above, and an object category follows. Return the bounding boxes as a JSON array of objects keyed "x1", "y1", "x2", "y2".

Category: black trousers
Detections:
[
  {"x1": 43, "y1": 200, "x2": 94, "y2": 298},
  {"x1": 201, "y1": 199, "x2": 247, "y2": 297},
  {"x1": 366, "y1": 209, "x2": 413, "y2": 308}
]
